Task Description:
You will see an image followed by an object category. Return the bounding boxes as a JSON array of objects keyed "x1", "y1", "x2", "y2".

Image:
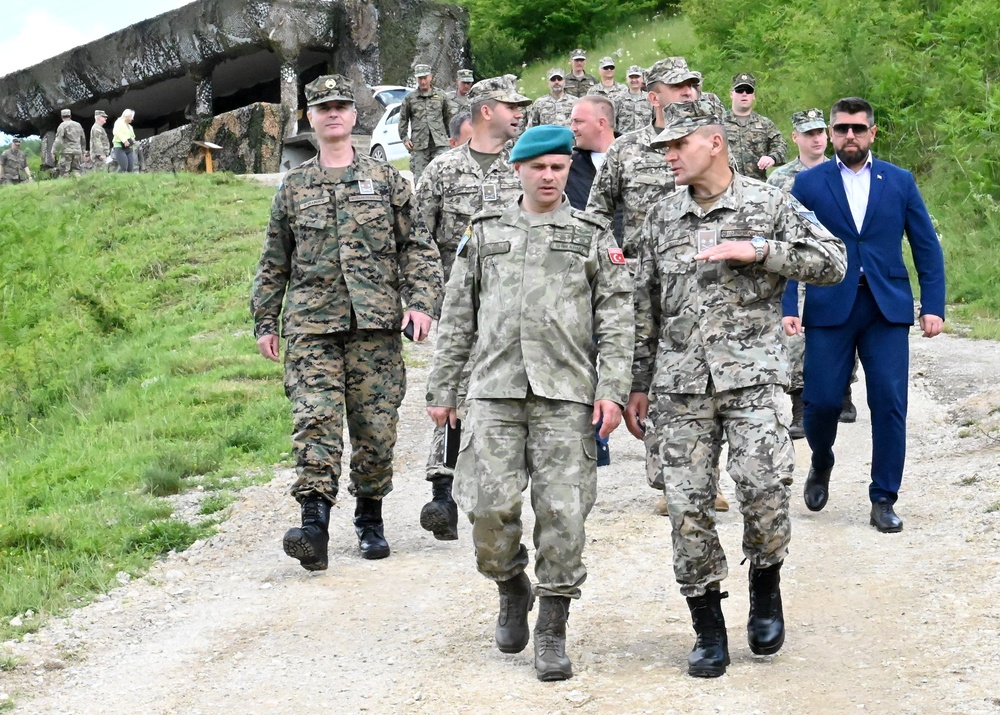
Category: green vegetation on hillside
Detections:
[{"x1": 0, "y1": 174, "x2": 289, "y2": 640}]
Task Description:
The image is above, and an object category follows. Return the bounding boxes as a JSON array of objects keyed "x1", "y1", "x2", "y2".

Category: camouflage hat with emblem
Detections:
[
  {"x1": 650, "y1": 99, "x2": 722, "y2": 147},
  {"x1": 570, "y1": 49, "x2": 587, "y2": 60},
  {"x1": 304, "y1": 74, "x2": 356, "y2": 106},
  {"x1": 414, "y1": 64, "x2": 432, "y2": 77},
  {"x1": 60, "y1": 108, "x2": 71, "y2": 117},
  {"x1": 792, "y1": 108, "x2": 827, "y2": 133},
  {"x1": 626, "y1": 65, "x2": 644, "y2": 77},
  {"x1": 95, "y1": 109, "x2": 107, "y2": 118},
  {"x1": 466, "y1": 74, "x2": 532, "y2": 106},
  {"x1": 645, "y1": 57, "x2": 702, "y2": 87},
  {"x1": 547, "y1": 67, "x2": 566, "y2": 80},
  {"x1": 732, "y1": 72, "x2": 756, "y2": 90},
  {"x1": 457, "y1": 69, "x2": 474, "y2": 83},
  {"x1": 599, "y1": 56, "x2": 616, "y2": 69}
]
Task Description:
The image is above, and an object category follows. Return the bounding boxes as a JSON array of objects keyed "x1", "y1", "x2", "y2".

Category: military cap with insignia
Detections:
[
  {"x1": 95, "y1": 109, "x2": 107, "y2": 118},
  {"x1": 570, "y1": 49, "x2": 587, "y2": 60},
  {"x1": 547, "y1": 67, "x2": 565, "y2": 80},
  {"x1": 305, "y1": 74, "x2": 355, "y2": 106},
  {"x1": 650, "y1": 99, "x2": 722, "y2": 147},
  {"x1": 792, "y1": 108, "x2": 827, "y2": 132},
  {"x1": 457, "y1": 69, "x2": 474, "y2": 83},
  {"x1": 599, "y1": 56, "x2": 616, "y2": 69},
  {"x1": 414, "y1": 63, "x2": 432, "y2": 77},
  {"x1": 626, "y1": 65, "x2": 644, "y2": 77},
  {"x1": 732, "y1": 72, "x2": 756, "y2": 90},
  {"x1": 466, "y1": 75, "x2": 531, "y2": 106},
  {"x1": 509, "y1": 125, "x2": 574, "y2": 163},
  {"x1": 645, "y1": 57, "x2": 701, "y2": 87}
]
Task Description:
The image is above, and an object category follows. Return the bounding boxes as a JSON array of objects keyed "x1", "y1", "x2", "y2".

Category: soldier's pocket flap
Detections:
[
  {"x1": 656, "y1": 236, "x2": 690, "y2": 252},
  {"x1": 551, "y1": 241, "x2": 590, "y2": 256},
  {"x1": 632, "y1": 172, "x2": 668, "y2": 186},
  {"x1": 299, "y1": 217, "x2": 328, "y2": 230},
  {"x1": 481, "y1": 241, "x2": 511, "y2": 256}
]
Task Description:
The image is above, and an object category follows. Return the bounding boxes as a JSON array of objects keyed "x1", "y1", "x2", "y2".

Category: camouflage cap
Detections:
[
  {"x1": 60, "y1": 108, "x2": 71, "y2": 117},
  {"x1": 570, "y1": 49, "x2": 587, "y2": 60},
  {"x1": 414, "y1": 64, "x2": 432, "y2": 77},
  {"x1": 547, "y1": 67, "x2": 565, "y2": 80},
  {"x1": 95, "y1": 110, "x2": 107, "y2": 118},
  {"x1": 457, "y1": 69, "x2": 474, "y2": 83},
  {"x1": 467, "y1": 75, "x2": 532, "y2": 106},
  {"x1": 645, "y1": 57, "x2": 701, "y2": 87},
  {"x1": 11, "y1": 137, "x2": 20, "y2": 143},
  {"x1": 650, "y1": 99, "x2": 722, "y2": 147},
  {"x1": 304, "y1": 74, "x2": 355, "y2": 106},
  {"x1": 792, "y1": 107, "x2": 827, "y2": 132},
  {"x1": 626, "y1": 65, "x2": 644, "y2": 77},
  {"x1": 732, "y1": 72, "x2": 756, "y2": 90},
  {"x1": 599, "y1": 56, "x2": 616, "y2": 69}
]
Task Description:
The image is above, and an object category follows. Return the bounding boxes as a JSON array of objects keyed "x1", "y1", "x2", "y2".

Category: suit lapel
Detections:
[
  {"x1": 823, "y1": 162, "x2": 858, "y2": 235},
  {"x1": 860, "y1": 159, "x2": 887, "y2": 235}
]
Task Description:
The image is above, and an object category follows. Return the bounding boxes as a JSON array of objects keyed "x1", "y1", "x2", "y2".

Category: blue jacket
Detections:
[{"x1": 782, "y1": 156, "x2": 945, "y2": 326}]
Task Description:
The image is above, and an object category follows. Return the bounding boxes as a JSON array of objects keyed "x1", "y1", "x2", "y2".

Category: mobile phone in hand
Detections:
[{"x1": 403, "y1": 322, "x2": 415, "y2": 341}]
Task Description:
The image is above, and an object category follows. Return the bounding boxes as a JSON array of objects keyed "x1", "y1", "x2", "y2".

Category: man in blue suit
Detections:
[{"x1": 786, "y1": 96, "x2": 945, "y2": 532}]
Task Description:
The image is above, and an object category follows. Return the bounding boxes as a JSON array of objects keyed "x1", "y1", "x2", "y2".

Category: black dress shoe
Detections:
[
  {"x1": 803, "y1": 465, "x2": 832, "y2": 512},
  {"x1": 870, "y1": 499, "x2": 903, "y2": 533}
]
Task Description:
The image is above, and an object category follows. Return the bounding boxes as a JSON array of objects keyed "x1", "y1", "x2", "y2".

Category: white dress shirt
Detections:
[{"x1": 835, "y1": 152, "x2": 873, "y2": 233}]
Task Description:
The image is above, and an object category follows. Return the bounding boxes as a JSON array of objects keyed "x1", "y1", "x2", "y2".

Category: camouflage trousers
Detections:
[
  {"x1": 283, "y1": 330, "x2": 405, "y2": 504},
  {"x1": 455, "y1": 394, "x2": 598, "y2": 599},
  {"x1": 58, "y1": 152, "x2": 83, "y2": 177},
  {"x1": 647, "y1": 383, "x2": 794, "y2": 597},
  {"x1": 409, "y1": 145, "x2": 448, "y2": 187}
]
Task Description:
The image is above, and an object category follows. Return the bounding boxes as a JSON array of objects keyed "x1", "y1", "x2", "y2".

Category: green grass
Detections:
[{"x1": 0, "y1": 172, "x2": 290, "y2": 641}]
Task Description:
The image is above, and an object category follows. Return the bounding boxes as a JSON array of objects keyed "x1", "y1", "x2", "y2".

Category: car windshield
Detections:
[{"x1": 375, "y1": 88, "x2": 409, "y2": 106}]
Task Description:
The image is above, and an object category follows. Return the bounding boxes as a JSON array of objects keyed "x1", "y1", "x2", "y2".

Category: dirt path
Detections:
[{"x1": 3, "y1": 333, "x2": 999, "y2": 715}]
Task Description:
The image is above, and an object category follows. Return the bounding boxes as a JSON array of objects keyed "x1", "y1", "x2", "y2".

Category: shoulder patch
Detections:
[{"x1": 569, "y1": 207, "x2": 611, "y2": 229}]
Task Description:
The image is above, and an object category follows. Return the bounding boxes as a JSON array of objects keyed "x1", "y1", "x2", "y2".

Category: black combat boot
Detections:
[
  {"x1": 789, "y1": 390, "x2": 805, "y2": 440},
  {"x1": 420, "y1": 475, "x2": 459, "y2": 541},
  {"x1": 839, "y1": 387, "x2": 858, "y2": 423},
  {"x1": 747, "y1": 562, "x2": 785, "y2": 655},
  {"x1": 495, "y1": 572, "x2": 534, "y2": 653},
  {"x1": 534, "y1": 596, "x2": 573, "y2": 681},
  {"x1": 685, "y1": 589, "x2": 730, "y2": 678},
  {"x1": 282, "y1": 495, "x2": 331, "y2": 571},
  {"x1": 354, "y1": 497, "x2": 390, "y2": 560}
]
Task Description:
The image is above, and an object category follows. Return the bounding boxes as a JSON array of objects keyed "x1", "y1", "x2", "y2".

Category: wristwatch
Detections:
[{"x1": 751, "y1": 236, "x2": 767, "y2": 263}]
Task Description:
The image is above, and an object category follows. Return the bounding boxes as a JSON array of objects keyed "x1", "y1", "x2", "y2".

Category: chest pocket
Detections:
[
  {"x1": 657, "y1": 235, "x2": 696, "y2": 275},
  {"x1": 443, "y1": 185, "x2": 480, "y2": 221},
  {"x1": 293, "y1": 197, "x2": 333, "y2": 263},
  {"x1": 349, "y1": 192, "x2": 394, "y2": 254},
  {"x1": 550, "y1": 227, "x2": 592, "y2": 257}
]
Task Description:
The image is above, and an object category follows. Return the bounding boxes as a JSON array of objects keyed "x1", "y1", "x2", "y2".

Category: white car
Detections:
[
  {"x1": 369, "y1": 102, "x2": 408, "y2": 163},
  {"x1": 372, "y1": 85, "x2": 410, "y2": 108}
]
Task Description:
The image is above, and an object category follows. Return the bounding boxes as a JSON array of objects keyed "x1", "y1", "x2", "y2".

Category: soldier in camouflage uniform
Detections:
[
  {"x1": 564, "y1": 49, "x2": 597, "y2": 98},
  {"x1": 446, "y1": 69, "x2": 474, "y2": 118},
  {"x1": 725, "y1": 73, "x2": 787, "y2": 181},
  {"x1": 251, "y1": 74, "x2": 442, "y2": 570},
  {"x1": 53, "y1": 109, "x2": 86, "y2": 177},
  {"x1": 587, "y1": 56, "x2": 733, "y2": 514},
  {"x1": 0, "y1": 138, "x2": 31, "y2": 184},
  {"x1": 614, "y1": 65, "x2": 652, "y2": 135},
  {"x1": 587, "y1": 56, "x2": 628, "y2": 100},
  {"x1": 398, "y1": 63, "x2": 453, "y2": 185},
  {"x1": 526, "y1": 69, "x2": 577, "y2": 128},
  {"x1": 414, "y1": 75, "x2": 531, "y2": 541},
  {"x1": 426, "y1": 125, "x2": 634, "y2": 682},
  {"x1": 90, "y1": 110, "x2": 112, "y2": 171},
  {"x1": 625, "y1": 100, "x2": 846, "y2": 678}
]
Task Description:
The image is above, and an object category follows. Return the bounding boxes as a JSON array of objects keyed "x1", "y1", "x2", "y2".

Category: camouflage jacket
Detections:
[
  {"x1": 427, "y1": 198, "x2": 635, "y2": 408},
  {"x1": 614, "y1": 92, "x2": 653, "y2": 135},
  {"x1": 90, "y1": 124, "x2": 111, "y2": 160},
  {"x1": 723, "y1": 111, "x2": 787, "y2": 181},
  {"x1": 564, "y1": 72, "x2": 597, "y2": 98},
  {"x1": 398, "y1": 88, "x2": 452, "y2": 150},
  {"x1": 414, "y1": 143, "x2": 521, "y2": 285},
  {"x1": 631, "y1": 173, "x2": 846, "y2": 395},
  {"x1": 445, "y1": 90, "x2": 471, "y2": 118},
  {"x1": 766, "y1": 157, "x2": 809, "y2": 194},
  {"x1": 586, "y1": 122, "x2": 675, "y2": 265},
  {"x1": 587, "y1": 82, "x2": 629, "y2": 100},
  {"x1": 251, "y1": 152, "x2": 443, "y2": 338},
  {"x1": 0, "y1": 148, "x2": 28, "y2": 182},
  {"x1": 526, "y1": 94, "x2": 577, "y2": 128},
  {"x1": 54, "y1": 120, "x2": 86, "y2": 155}
]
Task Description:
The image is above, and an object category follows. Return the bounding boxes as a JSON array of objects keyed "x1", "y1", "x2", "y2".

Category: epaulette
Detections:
[
  {"x1": 569, "y1": 208, "x2": 611, "y2": 230},
  {"x1": 471, "y1": 208, "x2": 504, "y2": 223}
]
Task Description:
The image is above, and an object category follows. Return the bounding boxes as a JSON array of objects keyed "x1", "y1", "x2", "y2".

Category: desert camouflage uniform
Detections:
[
  {"x1": 724, "y1": 111, "x2": 787, "y2": 181},
  {"x1": 398, "y1": 87, "x2": 453, "y2": 184},
  {"x1": 90, "y1": 123, "x2": 111, "y2": 164},
  {"x1": 564, "y1": 72, "x2": 597, "y2": 98},
  {"x1": 251, "y1": 152, "x2": 442, "y2": 505},
  {"x1": 427, "y1": 199, "x2": 634, "y2": 597},
  {"x1": 445, "y1": 89, "x2": 471, "y2": 118},
  {"x1": 54, "y1": 119, "x2": 86, "y2": 177},
  {"x1": 0, "y1": 146, "x2": 29, "y2": 183},
  {"x1": 415, "y1": 142, "x2": 522, "y2": 479},
  {"x1": 526, "y1": 94, "x2": 577, "y2": 128},
  {"x1": 587, "y1": 81, "x2": 628, "y2": 100},
  {"x1": 632, "y1": 172, "x2": 846, "y2": 596},
  {"x1": 614, "y1": 92, "x2": 653, "y2": 135}
]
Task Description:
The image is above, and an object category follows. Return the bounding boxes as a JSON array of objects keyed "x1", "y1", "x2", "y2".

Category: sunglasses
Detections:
[
  {"x1": 831, "y1": 123, "x2": 871, "y2": 136},
  {"x1": 733, "y1": 86, "x2": 754, "y2": 94}
]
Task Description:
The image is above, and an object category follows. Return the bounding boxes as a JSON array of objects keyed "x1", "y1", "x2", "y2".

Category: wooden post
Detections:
[{"x1": 193, "y1": 140, "x2": 223, "y2": 173}]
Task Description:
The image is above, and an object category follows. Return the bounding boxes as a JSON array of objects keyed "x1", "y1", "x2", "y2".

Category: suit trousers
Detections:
[{"x1": 803, "y1": 282, "x2": 910, "y2": 503}]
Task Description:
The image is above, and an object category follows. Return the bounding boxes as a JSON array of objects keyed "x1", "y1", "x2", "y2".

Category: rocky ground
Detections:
[{"x1": 2, "y1": 332, "x2": 999, "y2": 715}]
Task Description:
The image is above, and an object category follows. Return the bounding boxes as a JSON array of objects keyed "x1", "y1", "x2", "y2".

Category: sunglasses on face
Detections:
[
  {"x1": 831, "y1": 123, "x2": 871, "y2": 136},
  {"x1": 733, "y1": 86, "x2": 754, "y2": 94}
]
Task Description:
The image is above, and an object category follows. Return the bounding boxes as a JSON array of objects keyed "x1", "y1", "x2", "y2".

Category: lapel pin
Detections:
[{"x1": 877, "y1": 174, "x2": 883, "y2": 180}]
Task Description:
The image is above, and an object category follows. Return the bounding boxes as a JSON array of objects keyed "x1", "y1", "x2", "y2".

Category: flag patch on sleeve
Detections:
[{"x1": 608, "y1": 247, "x2": 626, "y2": 265}]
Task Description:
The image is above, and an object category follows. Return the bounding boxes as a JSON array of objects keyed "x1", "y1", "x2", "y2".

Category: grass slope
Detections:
[{"x1": 0, "y1": 173, "x2": 291, "y2": 641}]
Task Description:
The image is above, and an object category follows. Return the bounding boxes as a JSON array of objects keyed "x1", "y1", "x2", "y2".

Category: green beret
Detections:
[{"x1": 509, "y1": 125, "x2": 574, "y2": 163}]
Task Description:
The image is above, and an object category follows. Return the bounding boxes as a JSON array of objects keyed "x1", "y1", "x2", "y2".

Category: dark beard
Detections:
[{"x1": 836, "y1": 145, "x2": 867, "y2": 167}]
